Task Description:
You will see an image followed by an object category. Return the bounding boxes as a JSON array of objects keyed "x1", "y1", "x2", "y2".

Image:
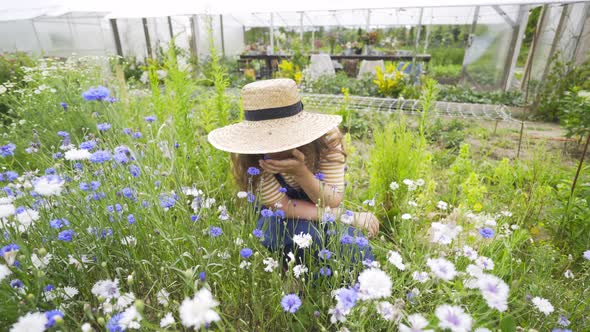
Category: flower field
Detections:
[{"x1": 0, "y1": 53, "x2": 589, "y2": 332}]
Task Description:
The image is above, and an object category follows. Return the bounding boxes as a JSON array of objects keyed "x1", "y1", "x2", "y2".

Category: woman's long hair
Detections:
[{"x1": 231, "y1": 128, "x2": 346, "y2": 192}]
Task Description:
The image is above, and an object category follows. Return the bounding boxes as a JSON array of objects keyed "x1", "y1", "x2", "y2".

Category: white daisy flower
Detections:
[
  {"x1": 531, "y1": 296, "x2": 554, "y2": 315},
  {"x1": 427, "y1": 258, "x2": 457, "y2": 281},
  {"x1": 263, "y1": 257, "x2": 279, "y2": 272},
  {"x1": 160, "y1": 312, "x2": 175, "y2": 328},
  {"x1": 387, "y1": 250, "x2": 406, "y2": 270},
  {"x1": 435, "y1": 304, "x2": 473, "y2": 332},
  {"x1": 399, "y1": 313, "x2": 433, "y2": 332},
  {"x1": 179, "y1": 288, "x2": 220, "y2": 329},
  {"x1": 357, "y1": 268, "x2": 392, "y2": 300},
  {"x1": 293, "y1": 264, "x2": 308, "y2": 278},
  {"x1": 412, "y1": 271, "x2": 430, "y2": 283},
  {"x1": 9, "y1": 311, "x2": 47, "y2": 332},
  {"x1": 293, "y1": 233, "x2": 313, "y2": 249}
]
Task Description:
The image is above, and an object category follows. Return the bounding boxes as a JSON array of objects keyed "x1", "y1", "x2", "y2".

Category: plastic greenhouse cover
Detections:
[{"x1": 0, "y1": 0, "x2": 581, "y2": 21}]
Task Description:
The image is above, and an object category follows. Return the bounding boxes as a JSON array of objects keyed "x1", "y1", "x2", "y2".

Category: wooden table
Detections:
[{"x1": 239, "y1": 53, "x2": 431, "y2": 78}]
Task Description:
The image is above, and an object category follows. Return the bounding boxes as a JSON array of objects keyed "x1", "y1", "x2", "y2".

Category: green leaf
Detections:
[{"x1": 499, "y1": 315, "x2": 517, "y2": 332}]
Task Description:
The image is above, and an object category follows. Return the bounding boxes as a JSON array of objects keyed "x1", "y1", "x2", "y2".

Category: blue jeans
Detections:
[{"x1": 256, "y1": 215, "x2": 375, "y2": 267}]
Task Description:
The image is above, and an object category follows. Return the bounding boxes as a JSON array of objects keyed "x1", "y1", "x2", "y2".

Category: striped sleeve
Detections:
[
  {"x1": 319, "y1": 128, "x2": 346, "y2": 193},
  {"x1": 259, "y1": 171, "x2": 286, "y2": 207}
]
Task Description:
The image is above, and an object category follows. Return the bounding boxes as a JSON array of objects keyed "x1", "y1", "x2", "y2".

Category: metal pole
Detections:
[
  {"x1": 311, "y1": 28, "x2": 315, "y2": 51},
  {"x1": 269, "y1": 12, "x2": 274, "y2": 54},
  {"x1": 571, "y1": 2, "x2": 590, "y2": 65},
  {"x1": 167, "y1": 16, "x2": 174, "y2": 39},
  {"x1": 541, "y1": 4, "x2": 569, "y2": 82},
  {"x1": 502, "y1": 5, "x2": 529, "y2": 91},
  {"x1": 517, "y1": 121, "x2": 525, "y2": 159},
  {"x1": 522, "y1": 5, "x2": 547, "y2": 94},
  {"x1": 570, "y1": 130, "x2": 590, "y2": 197},
  {"x1": 461, "y1": 6, "x2": 480, "y2": 85},
  {"x1": 190, "y1": 15, "x2": 199, "y2": 62},
  {"x1": 142, "y1": 17, "x2": 153, "y2": 59},
  {"x1": 220, "y1": 14, "x2": 226, "y2": 57},
  {"x1": 366, "y1": 9, "x2": 371, "y2": 31},
  {"x1": 412, "y1": 8, "x2": 424, "y2": 78},
  {"x1": 110, "y1": 19, "x2": 124, "y2": 57},
  {"x1": 299, "y1": 12, "x2": 304, "y2": 42}
]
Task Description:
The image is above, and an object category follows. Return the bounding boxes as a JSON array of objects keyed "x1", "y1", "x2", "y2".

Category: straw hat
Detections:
[{"x1": 207, "y1": 78, "x2": 342, "y2": 154}]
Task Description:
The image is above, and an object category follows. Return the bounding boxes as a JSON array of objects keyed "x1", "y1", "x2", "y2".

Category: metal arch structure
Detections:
[{"x1": 300, "y1": 93, "x2": 518, "y2": 122}]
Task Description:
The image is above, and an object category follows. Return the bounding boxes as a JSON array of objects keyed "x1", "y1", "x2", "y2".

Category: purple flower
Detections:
[
  {"x1": 275, "y1": 209, "x2": 285, "y2": 218},
  {"x1": 160, "y1": 195, "x2": 176, "y2": 208},
  {"x1": 57, "y1": 229, "x2": 75, "y2": 242},
  {"x1": 583, "y1": 250, "x2": 590, "y2": 260},
  {"x1": 319, "y1": 267, "x2": 331, "y2": 277},
  {"x1": 79, "y1": 140, "x2": 97, "y2": 150},
  {"x1": 105, "y1": 97, "x2": 117, "y2": 103},
  {"x1": 4, "y1": 171, "x2": 18, "y2": 182},
  {"x1": 10, "y1": 279, "x2": 24, "y2": 288},
  {"x1": 49, "y1": 218, "x2": 69, "y2": 229},
  {"x1": 0, "y1": 143, "x2": 16, "y2": 157},
  {"x1": 240, "y1": 248, "x2": 253, "y2": 259},
  {"x1": 558, "y1": 315, "x2": 571, "y2": 327},
  {"x1": 45, "y1": 168, "x2": 56, "y2": 175},
  {"x1": 0, "y1": 243, "x2": 19, "y2": 258},
  {"x1": 91, "y1": 181, "x2": 101, "y2": 190},
  {"x1": 261, "y1": 209, "x2": 274, "y2": 218},
  {"x1": 335, "y1": 288, "x2": 357, "y2": 309},
  {"x1": 45, "y1": 310, "x2": 64, "y2": 328},
  {"x1": 318, "y1": 249, "x2": 332, "y2": 260},
  {"x1": 132, "y1": 132, "x2": 142, "y2": 139},
  {"x1": 354, "y1": 236, "x2": 369, "y2": 248},
  {"x1": 314, "y1": 172, "x2": 325, "y2": 181},
  {"x1": 53, "y1": 152, "x2": 63, "y2": 159},
  {"x1": 340, "y1": 234, "x2": 353, "y2": 245},
  {"x1": 129, "y1": 165, "x2": 141, "y2": 177},
  {"x1": 322, "y1": 212, "x2": 335, "y2": 223},
  {"x1": 127, "y1": 214, "x2": 136, "y2": 224},
  {"x1": 123, "y1": 128, "x2": 132, "y2": 135},
  {"x1": 252, "y1": 229, "x2": 264, "y2": 239},
  {"x1": 279, "y1": 187, "x2": 287, "y2": 193},
  {"x1": 60, "y1": 102, "x2": 68, "y2": 110},
  {"x1": 57, "y1": 131, "x2": 69, "y2": 137},
  {"x1": 281, "y1": 294, "x2": 302, "y2": 313},
  {"x1": 114, "y1": 153, "x2": 129, "y2": 164},
  {"x1": 209, "y1": 226, "x2": 223, "y2": 237},
  {"x1": 479, "y1": 227, "x2": 495, "y2": 239},
  {"x1": 199, "y1": 271, "x2": 206, "y2": 281},
  {"x1": 144, "y1": 116, "x2": 157, "y2": 122},
  {"x1": 44, "y1": 284, "x2": 55, "y2": 291},
  {"x1": 89, "y1": 150, "x2": 111, "y2": 163},
  {"x1": 190, "y1": 215, "x2": 199, "y2": 222},
  {"x1": 247, "y1": 192, "x2": 256, "y2": 203},
  {"x1": 106, "y1": 312, "x2": 123, "y2": 332},
  {"x1": 82, "y1": 86, "x2": 110, "y2": 101},
  {"x1": 97, "y1": 123, "x2": 111, "y2": 131},
  {"x1": 247, "y1": 167, "x2": 260, "y2": 176}
]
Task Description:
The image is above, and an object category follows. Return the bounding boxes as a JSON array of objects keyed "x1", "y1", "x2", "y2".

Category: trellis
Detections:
[{"x1": 301, "y1": 93, "x2": 518, "y2": 122}]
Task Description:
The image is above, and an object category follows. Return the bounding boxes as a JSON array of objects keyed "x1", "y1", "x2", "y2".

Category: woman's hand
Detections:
[
  {"x1": 258, "y1": 149, "x2": 308, "y2": 177},
  {"x1": 353, "y1": 212, "x2": 380, "y2": 238}
]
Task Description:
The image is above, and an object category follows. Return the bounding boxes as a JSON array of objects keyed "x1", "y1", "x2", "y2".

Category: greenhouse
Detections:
[{"x1": 1, "y1": 0, "x2": 590, "y2": 331}]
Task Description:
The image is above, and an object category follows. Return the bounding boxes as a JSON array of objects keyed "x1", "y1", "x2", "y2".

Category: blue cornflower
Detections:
[
  {"x1": 57, "y1": 229, "x2": 75, "y2": 242},
  {"x1": 121, "y1": 188, "x2": 134, "y2": 200},
  {"x1": 335, "y1": 288, "x2": 357, "y2": 309},
  {"x1": 260, "y1": 209, "x2": 274, "y2": 218},
  {"x1": 275, "y1": 209, "x2": 285, "y2": 218},
  {"x1": 252, "y1": 229, "x2": 264, "y2": 239},
  {"x1": 122, "y1": 128, "x2": 132, "y2": 135},
  {"x1": 319, "y1": 267, "x2": 332, "y2": 277},
  {"x1": 479, "y1": 227, "x2": 495, "y2": 239},
  {"x1": 240, "y1": 248, "x2": 253, "y2": 259},
  {"x1": 105, "y1": 97, "x2": 117, "y2": 103},
  {"x1": 340, "y1": 234, "x2": 354, "y2": 245},
  {"x1": 129, "y1": 165, "x2": 141, "y2": 177},
  {"x1": 45, "y1": 310, "x2": 64, "y2": 328},
  {"x1": 132, "y1": 132, "x2": 142, "y2": 139},
  {"x1": 1, "y1": 243, "x2": 19, "y2": 259},
  {"x1": 322, "y1": 212, "x2": 335, "y2": 223},
  {"x1": 127, "y1": 214, "x2": 136, "y2": 224},
  {"x1": 199, "y1": 271, "x2": 206, "y2": 281},
  {"x1": 281, "y1": 294, "x2": 302, "y2": 313},
  {"x1": 89, "y1": 150, "x2": 111, "y2": 163},
  {"x1": 106, "y1": 312, "x2": 124, "y2": 332},
  {"x1": 190, "y1": 215, "x2": 199, "y2": 222},
  {"x1": 57, "y1": 131, "x2": 69, "y2": 138},
  {"x1": 278, "y1": 187, "x2": 287, "y2": 193},
  {"x1": 91, "y1": 181, "x2": 101, "y2": 190},
  {"x1": 101, "y1": 228, "x2": 113, "y2": 238},
  {"x1": 355, "y1": 236, "x2": 369, "y2": 248},
  {"x1": 60, "y1": 102, "x2": 68, "y2": 110},
  {"x1": 0, "y1": 143, "x2": 16, "y2": 157},
  {"x1": 314, "y1": 173, "x2": 325, "y2": 181},
  {"x1": 97, "y1": 123, "x2": 111, "y2": 131},
  {"x1": 209, "y1": 226, "x2": 223, "y2": 237},
  {"x1": 82, "y1": 86, "x2": 110, "y2": 101},
  {"x1": 174, "y1": 142, "x2": 180, "y2": 149},
  {"x1": 79, "y1": 140, "x2": 97, "y2": 150},
  {"x1": 318, "y1": 249, "x2": 332, "y2": 260},
  {"x1": 44, "y1": 284, "x2": 55, "y2": 292},
  {"x1": 114, "y1": 145, "x2": 130, "y2": 155},
  {"x1": 114, "y1": 153, "x2": 129, "y2": 164},
  {"x1": 160, "y1": 195, "x2": 176, "y2": 209},
  {"x1": 115, "y1": 204, "x2": 123, "y2": 212},
  {"x1": 407, "y1": 291, "x2": 417, "y2": 304},
  {"x1": 53, "y1": 152, "x2": 63, "y2": 159},
  {"x1": 247, "y1": 167, "x2": 260, "y2": 176},
  {"x1": 10, "y1": 279, "x2": 24, "y2": 288},
  {"x1": 45, "y1": 167, "x2": 56, "y2": 175},
  {"x1": 558, "y1": 316, "x2": 571, "y2": 327},
  {"x1": 247, "y1": 192, "x2": 256, "y2": 203},
  {"x1": 4, "y1": 171, "x2": 18, "y2": 182},
  {"x1": 73, "y1": 163, "x2": 83, "y2": 171},
  {"x1": 144, "y1": 115, "x2": 157, "y2": 122},
  {"x1": 552, "y1": 330, "x2": 572, "y2": 332},
  {"x1": 49, "y1": 218, "x2": 69, "y2": 229},
  {"x1": 79, "y1": 182, "x2": 91, "y2": 191}
]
